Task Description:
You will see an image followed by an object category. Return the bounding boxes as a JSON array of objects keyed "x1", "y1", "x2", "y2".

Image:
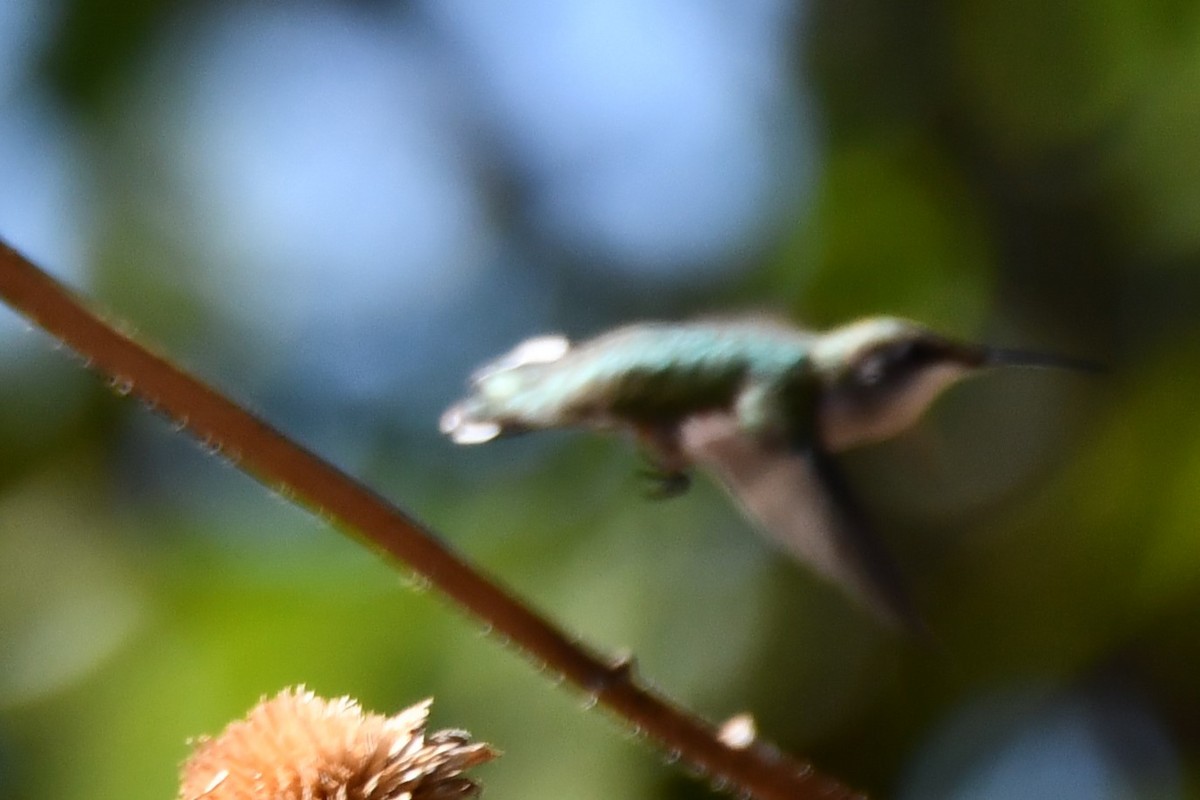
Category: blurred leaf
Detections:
[
  {"x1": 948, "y1": 0, "x2": 1153, "y2": 156},
  {"x1": 781, "y1": 136, "x2": 995, "y2": 330},
  {"x1": 0, "y1": 469, "x2": 147, "y2": 709}
]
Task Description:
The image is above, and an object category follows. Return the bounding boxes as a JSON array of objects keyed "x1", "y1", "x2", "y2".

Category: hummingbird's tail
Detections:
[
  {"x1": 440, "y1": 334, "x2": 572, "y2": 445},
  {"x1": 439, "y1": 400, "x2": 508, "y2": 444}
]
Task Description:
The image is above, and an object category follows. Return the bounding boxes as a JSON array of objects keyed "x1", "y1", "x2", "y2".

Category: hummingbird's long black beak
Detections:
[{"x1": 980, "y1": 347, "x2": 1105, "y2": 373}]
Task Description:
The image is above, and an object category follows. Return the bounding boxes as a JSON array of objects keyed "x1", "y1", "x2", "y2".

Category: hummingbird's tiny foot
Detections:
[{"x1": 636, "y1": 467, "x2": 691, "y2": 499}]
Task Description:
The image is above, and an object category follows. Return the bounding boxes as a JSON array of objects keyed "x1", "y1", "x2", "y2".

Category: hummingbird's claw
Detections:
[{"x1": 636, "y1": 466, "x2": 692, "y2": 500}]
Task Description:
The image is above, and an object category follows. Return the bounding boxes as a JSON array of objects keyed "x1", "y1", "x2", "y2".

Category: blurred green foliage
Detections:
[{"x1": 3, "y1": 1, "x2": 1200, "y2": 799}]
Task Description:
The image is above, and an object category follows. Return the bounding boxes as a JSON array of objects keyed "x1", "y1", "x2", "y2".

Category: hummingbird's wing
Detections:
[{"x1": 679, "y1": 413, "x2": 923, "y2": 633}]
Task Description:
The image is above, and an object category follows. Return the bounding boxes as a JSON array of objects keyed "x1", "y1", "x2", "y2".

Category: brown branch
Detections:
[{"x1": 0, "y1": 240, "x2": 865, "y2": 800}]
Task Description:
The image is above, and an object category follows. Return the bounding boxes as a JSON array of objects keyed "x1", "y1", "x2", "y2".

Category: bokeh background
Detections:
[{"x1": 1, "y1": 1, "x2": 1198, "y2": 798}]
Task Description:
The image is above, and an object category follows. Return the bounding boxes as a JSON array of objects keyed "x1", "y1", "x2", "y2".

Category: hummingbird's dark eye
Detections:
[
  {"x1": 856, "y1": 352, "x2": 890, "y2": 386},
  {"x1": 854, "y1": 341, "x2": 924, "y2": 387}
]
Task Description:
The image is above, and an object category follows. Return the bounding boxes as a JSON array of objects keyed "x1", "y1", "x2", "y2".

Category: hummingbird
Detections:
[{"x1": 440, "y1": 317, "x2": 1098, "y2": 632}]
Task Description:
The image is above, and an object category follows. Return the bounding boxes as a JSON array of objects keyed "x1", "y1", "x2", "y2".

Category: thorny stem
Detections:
[{"x1": 0, "y1": 241, "x2": 865, "y2": 800}]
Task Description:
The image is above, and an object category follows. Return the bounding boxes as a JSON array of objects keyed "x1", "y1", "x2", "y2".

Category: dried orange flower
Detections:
[{"x1": 179, "y1": 687, "x2": 497, "y2": 800}]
